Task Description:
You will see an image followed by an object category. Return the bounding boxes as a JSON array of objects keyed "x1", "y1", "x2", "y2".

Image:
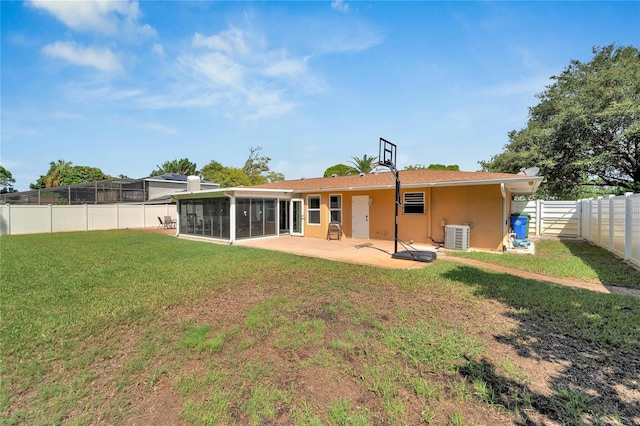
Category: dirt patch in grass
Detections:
[{"x1": 70, "y1": 277, "x2": 635, "y2": 426}]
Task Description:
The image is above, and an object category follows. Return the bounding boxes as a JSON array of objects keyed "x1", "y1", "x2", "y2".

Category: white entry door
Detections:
[{"x1": 352, "y1": 195, "x2": 369, "y2": 239}]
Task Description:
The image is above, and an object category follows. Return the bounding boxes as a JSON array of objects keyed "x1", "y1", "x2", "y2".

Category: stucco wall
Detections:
[
  {"x1": 303, "y1": 184, "x2": 506, "y2": 250},
  {"x1": 430, "y1": 185, "x2": 504, "y2": 249}
]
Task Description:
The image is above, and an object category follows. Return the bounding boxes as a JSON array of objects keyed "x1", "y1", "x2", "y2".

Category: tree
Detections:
[
  {"x1": 241, "y1": 146, "x2": 284, "y2": 185},
  {"x1": 31, "y1": 159, "x2": 72, "y2": 189},
  {"x1": 405, "y1": 164, "x2": 460, "y2": 171},
  {"x1": 348, "y1": 154, "x2": 378, "y2": 174},
  {"x1": 200, "y1": 147, "x2": 284, "y2": 187},
  {"x1": 59, "y1": 166, "x2": 110, "y2": 186},
  {"x1": 200, "y1": 160, "x2": 251, "y2": 188},
  {"x1": 150, "y1": 158, "x2": 197, "y2": 176},
  {"x1": 481, "y1": 44, "x2": 640, "y2": 199},
  {"x1": 0, "y1": 165, "x2": 16, "y2": 193},
  {"x1": 30, "y1": 161, "x2": 110, "y2": 189},
  {"x1": 323, "y1": 164, "x2": 359, "y2": 177},
  {"x1": 45, "y1": 159, "x2": 73, "y2": 188}
]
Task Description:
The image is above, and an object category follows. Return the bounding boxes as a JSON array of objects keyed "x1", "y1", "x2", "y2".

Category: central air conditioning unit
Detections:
[{"x1": 444, "y1": 225, "x2": 470, "y2": 251}]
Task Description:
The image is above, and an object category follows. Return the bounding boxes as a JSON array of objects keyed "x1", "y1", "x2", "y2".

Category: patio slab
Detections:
[{"x1": 235, "y1": 236, "x2": 440, "y2": 270}]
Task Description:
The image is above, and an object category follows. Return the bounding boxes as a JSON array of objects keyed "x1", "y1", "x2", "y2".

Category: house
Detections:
[
  {"x1": 172, "y1": 169, "x2": 543, "y2": 250},
  {"x1": 0, "y1": 174, "x2": 219, "y2": 205}
]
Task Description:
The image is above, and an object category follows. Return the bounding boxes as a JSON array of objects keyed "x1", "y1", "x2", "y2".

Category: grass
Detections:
[
  {"x1": 446, "y1": 239, "x2": 640, "y2": 289},
  {"x1": 1, "y1": 230, "x2": 639, "y2": 425}
]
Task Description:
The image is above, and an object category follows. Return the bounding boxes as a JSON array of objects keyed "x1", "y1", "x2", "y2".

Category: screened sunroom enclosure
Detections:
[{"x1": 175, "y1": 189, "x2": 296, "y2": 242}]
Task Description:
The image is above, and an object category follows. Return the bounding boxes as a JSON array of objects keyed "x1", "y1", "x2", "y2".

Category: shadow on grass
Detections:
[
  {"x1": 444, "y1": 265, "x2": 640, "y2": 425},
  {"x1": 559, "y1": 239, "x2": 640, "y2": 290}
]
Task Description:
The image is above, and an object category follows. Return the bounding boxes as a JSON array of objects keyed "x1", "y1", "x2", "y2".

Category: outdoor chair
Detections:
[
  {"x1": 186, "y1": 214, "x2": 201, "y2": 233},
  {"x1": 157, "y1": 216, "x2": 165, "y2": 228},
  {"x1": 164, "y1": 215, "x2": 177, "y2": 229},
  {"x1": 327, "y1": 221, "x2": 342, "y2": 240}
]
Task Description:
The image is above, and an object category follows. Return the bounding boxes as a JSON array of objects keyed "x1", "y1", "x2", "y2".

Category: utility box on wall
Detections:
[{"x1": 444, "y1": 225, "x2": 470, "y2": 251}]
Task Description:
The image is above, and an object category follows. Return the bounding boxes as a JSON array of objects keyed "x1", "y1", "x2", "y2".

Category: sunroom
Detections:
[{"x1": 172, "y1": 188, "x2": 298, "y2": 243}]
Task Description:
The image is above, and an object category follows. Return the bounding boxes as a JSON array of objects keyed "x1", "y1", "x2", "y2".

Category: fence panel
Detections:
[
  {"x1": 118, "y1": 205, "x2": 145, "y2": 229},
  {"x1": 51, "y1": 205, "x2": 87, "y2": 233},
  {"x1": 0, "y1": 204, "x2": 177, "y2": 235},
  {"x1": 630, "y1": 194, "x2": 640, "y2": 267},
  {"x1": 541, "y1": 201, "x2": 580, "y2": 237},
  {"x1": 611, "y1": 196, "x2": 626, "y2": 258},
  {"x1": 87, "y1": 205, "x2": 119, "y2": 231},
  {"x1": 0, "y1": 205, "x2": 51, "y2": 235},
  {"x1": 597, "y1": 198, "x2": 611, "y2": 249}
]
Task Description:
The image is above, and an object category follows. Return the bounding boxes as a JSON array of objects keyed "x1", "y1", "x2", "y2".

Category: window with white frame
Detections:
[
  {"x1": 403, "y1": 192, "x2": 425, "y2": 214},
  {"x1": 307, "y1": 195, "x2": 321, "y2": 225},
  {"x1": 329, "y1": 194, "x2": 342, "y2": 223}
]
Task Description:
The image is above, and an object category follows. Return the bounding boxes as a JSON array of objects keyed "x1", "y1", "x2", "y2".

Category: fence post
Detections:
[
  {"x1": 596, "y1": 197, "x2": 603, "y2": 246},
  {"x1": 608, "y1": 195, "x2": 615, "y2": 251},
  {"x1": 584, "y1": 199, "x2": 591, "y2": 241},
  {"x1": 116, "y1": 204, "x2": 120, "y2": 229},
  {"x1": 84, "y1": 204, "x2": 88, "y2": 232},
  {"x1": 625, "y1": 192, "x2": 633, "y2": 261},
  {"x1": 6, "y1": 204, "x2": 11, "y2": 236},
  {"x1": 538, "y1": 199, "x2": 544, "y2": 236},
  {"x1": 48, "y1": 204, "x2": 53, "y2": 233}
]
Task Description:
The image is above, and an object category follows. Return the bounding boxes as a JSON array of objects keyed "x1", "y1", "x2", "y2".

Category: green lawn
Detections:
[
  {"x1": 446, "y1": 239, "x2": 640, "y2": 289},
  {"x1": 1, "y1": 231, "x2": 638, "y2": 425}
]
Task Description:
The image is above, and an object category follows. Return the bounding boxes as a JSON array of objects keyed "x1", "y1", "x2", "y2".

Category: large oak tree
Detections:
[{"x1": 480, "y1": 44, "x2": 640, "y2": 199}]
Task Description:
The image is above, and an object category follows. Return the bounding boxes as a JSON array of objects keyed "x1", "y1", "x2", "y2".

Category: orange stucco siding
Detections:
[
  {"x1": 302, "y1": 184, "x2": 507, "y2": 250},
  {"x1": 430, "y1": 185, "x2": 505, "y2": 249}
]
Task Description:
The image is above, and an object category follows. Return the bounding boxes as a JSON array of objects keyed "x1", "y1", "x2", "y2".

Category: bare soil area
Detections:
[{"x1": 85, "y1": 277, "x2": 640, "y2": 425}]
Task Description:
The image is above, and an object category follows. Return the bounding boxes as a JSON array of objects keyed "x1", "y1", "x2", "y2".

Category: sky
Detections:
[{"x1": 2, "y1": 1, "x2": 639, "y2": 191}]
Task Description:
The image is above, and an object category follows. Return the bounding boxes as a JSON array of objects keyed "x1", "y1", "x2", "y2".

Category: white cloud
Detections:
[
  {"x1": 27, "y1": 0, "x2": 156, "y2": 38},
  {"x1": 170, "y1": 26, "x2": 323, "y2": 120},
  {"x1": 42, "y1": 41, "x2": 122, "y2": 72},
  {"x1": 192, "y1": 28, "x2": 248, "y2": 54},
  {"x1": 152, "y1": 43, "x2": 165, "y2": 57},
  {"x1": 181, "y1": 52, "x2": 245, "y2": 89},
  {"x1": 264, "y1": 56, "x2": 309, "y2": 78},
  {"x1": 331, "y1": 0, "x2": 349, "y2": 13}
]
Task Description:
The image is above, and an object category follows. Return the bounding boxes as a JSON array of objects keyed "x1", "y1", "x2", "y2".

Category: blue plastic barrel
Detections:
[{"x1": 510, "y1": 215, "x2": 528, "y2": 239}]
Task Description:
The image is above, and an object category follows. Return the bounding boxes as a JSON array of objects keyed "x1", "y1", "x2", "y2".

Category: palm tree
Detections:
[
  {"x1": 150, "y1": 158, "x2": 198, "y2": 176},
  {"x1": 348, "y1": 154, "x2": 378, "y2": 174},
  {"x1": 44, "y1": 159, "x2": 72, "y2": 188}
]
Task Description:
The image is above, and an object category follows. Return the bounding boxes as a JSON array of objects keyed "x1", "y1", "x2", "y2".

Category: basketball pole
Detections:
[{"x1": 377, "y1": 138, "x2": 400, "y2": 255}]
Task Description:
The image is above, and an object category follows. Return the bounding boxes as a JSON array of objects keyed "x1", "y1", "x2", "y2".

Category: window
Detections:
[
  {"x1": 329, "y1": 195, "x2": 342, "y2": 223},
  {"x1": 307, "y1": 195, "x2": 321, "y2": 225},
  {"x1": 403, "y1": 192, "x2": 425, "y2": 214}
]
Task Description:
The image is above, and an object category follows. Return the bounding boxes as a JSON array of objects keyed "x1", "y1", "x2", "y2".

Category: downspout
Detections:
[
  {"x1": 500, "y1": 183, "x2": 507, "y2": 251},
  {"x1": 427, "y1": 187, "x2": 432, "y2": 240}
]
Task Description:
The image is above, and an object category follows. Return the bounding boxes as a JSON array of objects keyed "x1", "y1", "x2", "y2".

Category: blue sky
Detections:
[{"x1": 2, "y1": 1, "x2": 639, "y2": 191}]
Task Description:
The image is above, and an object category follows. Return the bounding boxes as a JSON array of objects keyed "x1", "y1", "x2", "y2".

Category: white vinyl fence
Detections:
[
  {"x1": 0, "y1": 204, "x2": 177, "y2": 236},
  {"x1": 512, "y1": 194, "x2": 640, "y2": 268},
  {"x1": 511, "y1": 200, "x2": 581, "y2": 237}
]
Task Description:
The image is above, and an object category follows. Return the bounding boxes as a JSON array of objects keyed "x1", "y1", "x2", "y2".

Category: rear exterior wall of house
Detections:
[{"x1": 303, "y1": 184, "x2": 507, "y2": 250}]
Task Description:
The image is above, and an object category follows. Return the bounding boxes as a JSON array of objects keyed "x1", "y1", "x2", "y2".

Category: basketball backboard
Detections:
[{"x1": 379, "y1": 138, "x2": 396, "y2": 169}]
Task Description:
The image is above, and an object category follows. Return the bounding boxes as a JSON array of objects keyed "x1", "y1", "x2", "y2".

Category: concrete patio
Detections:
[{"x1": 235, "y1": 236, "x2": 440, "y2": 270}]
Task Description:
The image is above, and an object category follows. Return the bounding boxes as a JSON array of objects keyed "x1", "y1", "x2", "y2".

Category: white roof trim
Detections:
[{"x1": 172, "y1": 187, "x2": 296, "y2": 199}]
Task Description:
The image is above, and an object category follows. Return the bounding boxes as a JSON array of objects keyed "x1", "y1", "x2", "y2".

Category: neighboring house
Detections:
[
  {"x1": 0, "y1": 174, "x2": 218, "y2": 205},
  {"x1": 173, "y1": 169, "x2": 543, "y2": 250}
]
